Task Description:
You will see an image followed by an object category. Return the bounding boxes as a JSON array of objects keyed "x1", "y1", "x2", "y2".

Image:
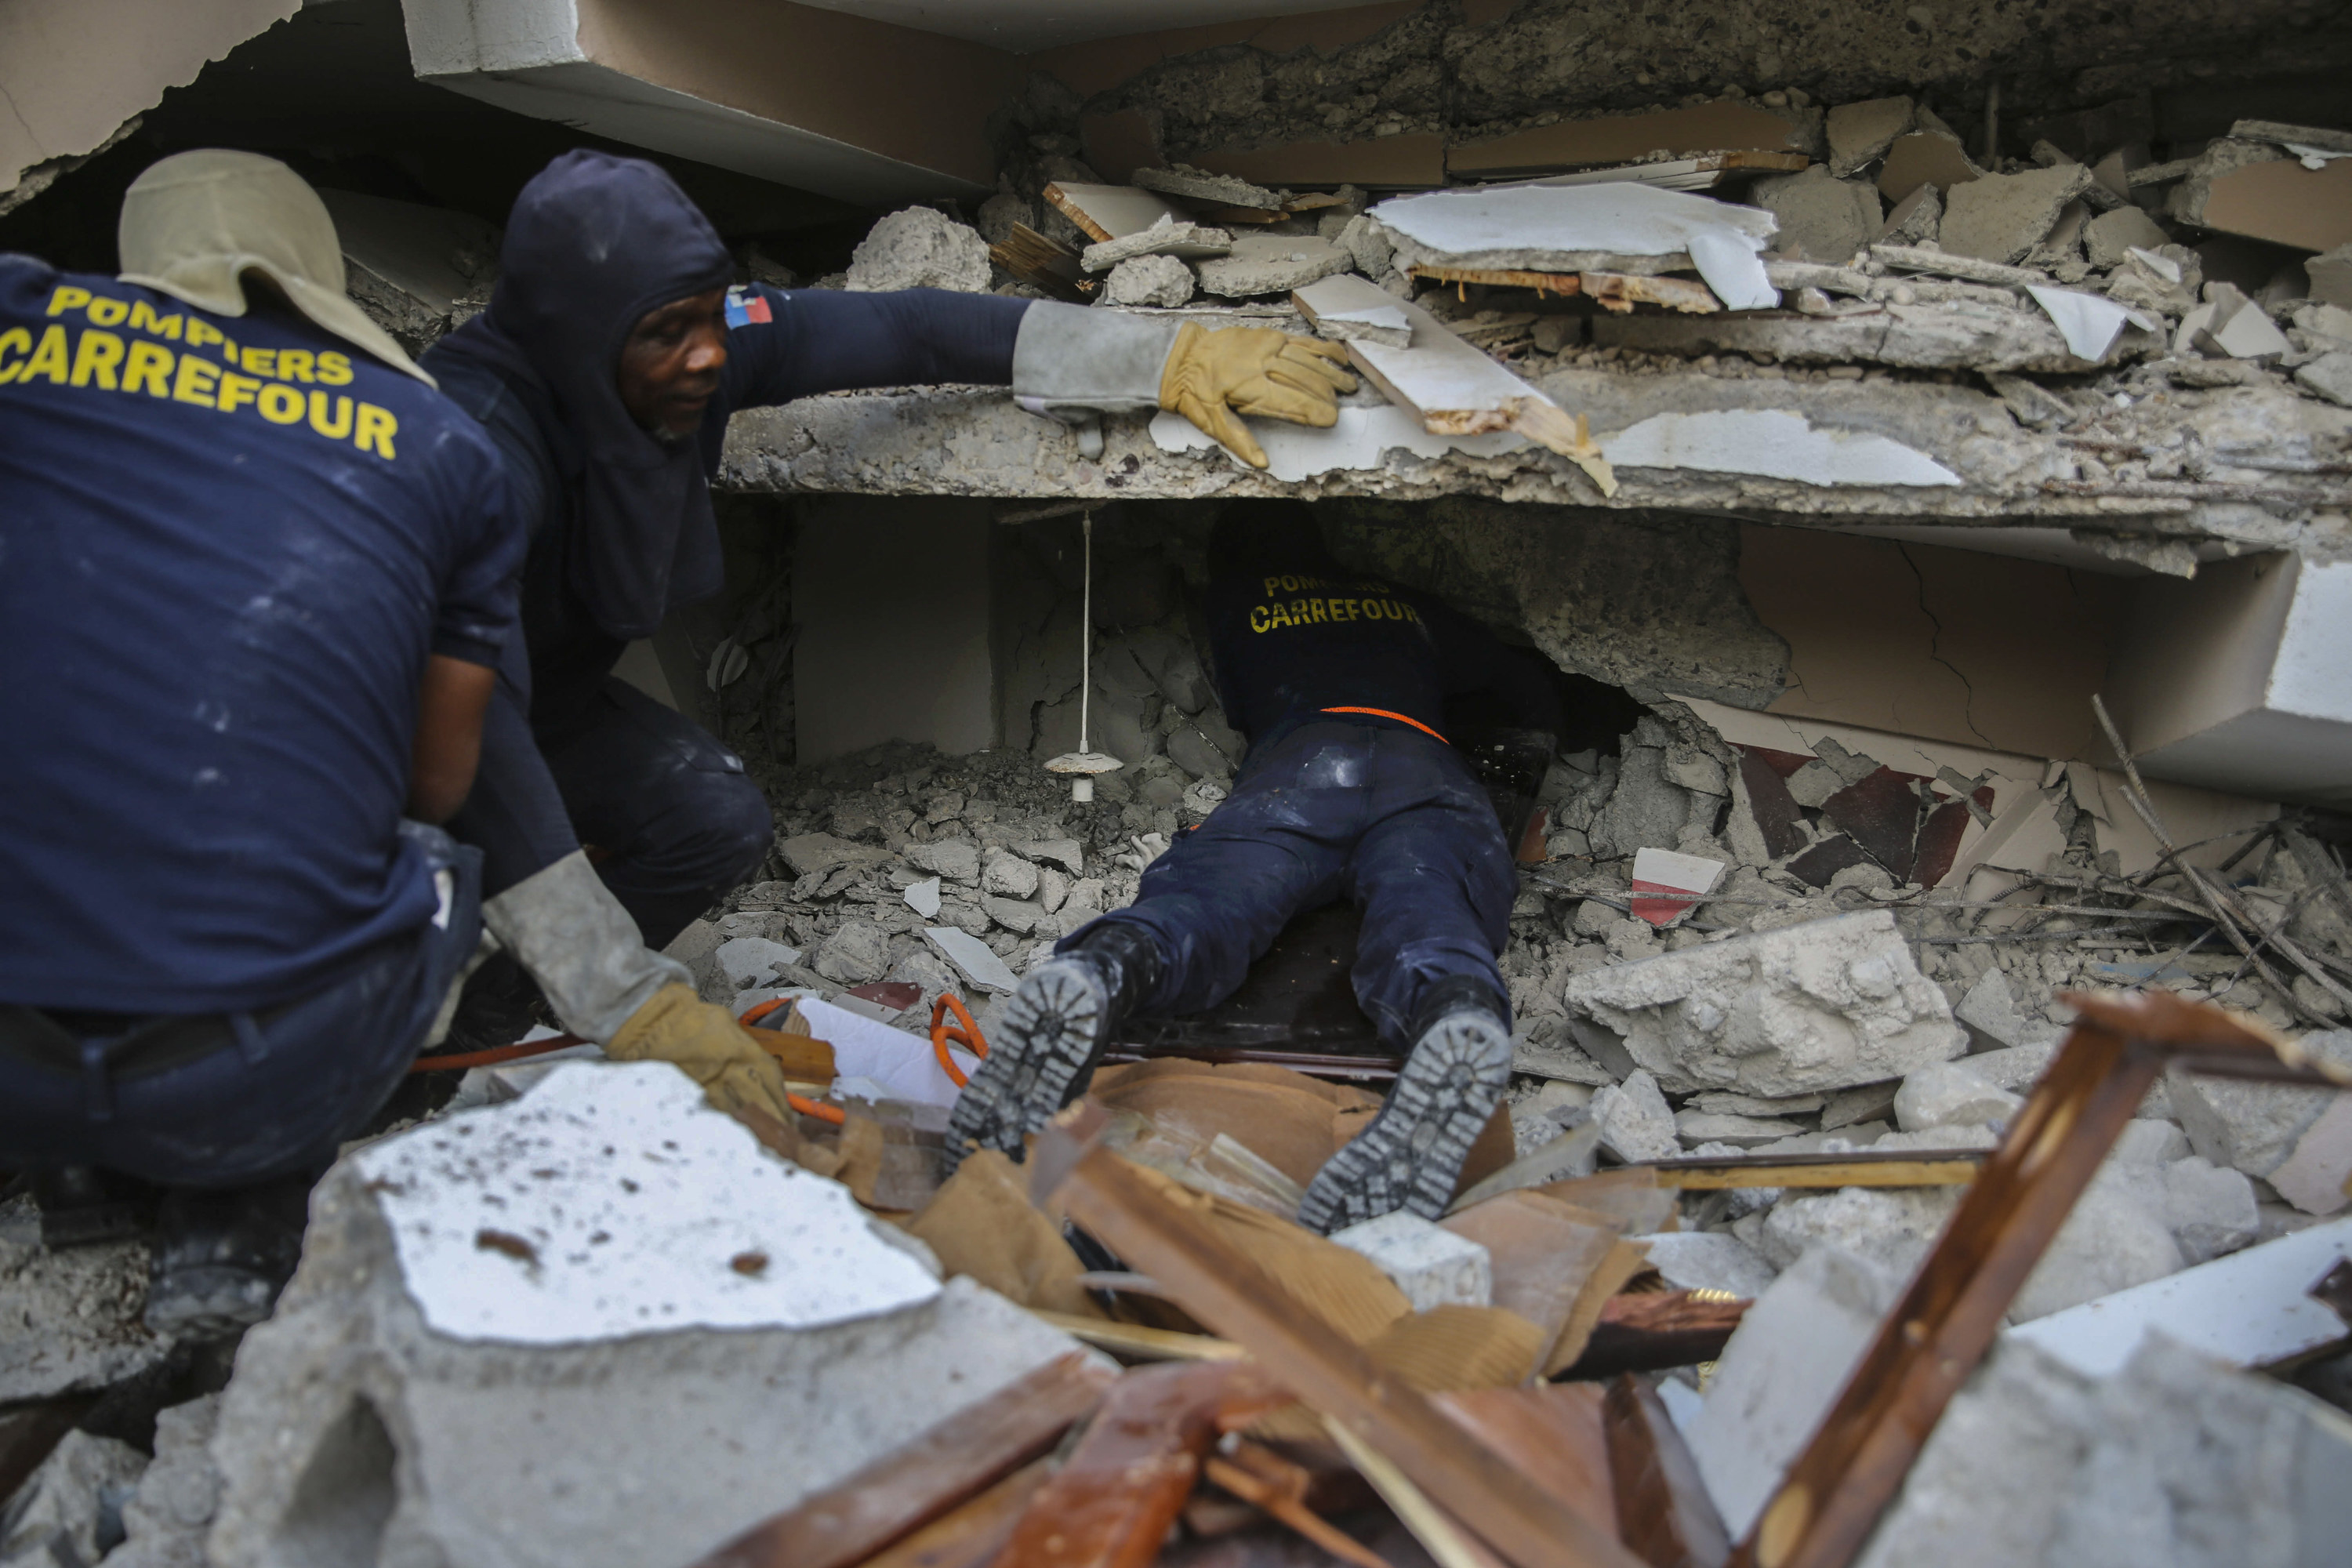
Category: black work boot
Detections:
[
  {"x1": 947, "y1": 924, "x2": 1163, "y2": 1161},
  {"x1": 1297, "y1": 975, "x2": 1512, "y2": 1234},
  {"x1": 144, "y1": 1173, "x2": 314, "y2": 1339},
  {"x1": 432, "y1": 952, "x2": 550, "y2": 1056}
]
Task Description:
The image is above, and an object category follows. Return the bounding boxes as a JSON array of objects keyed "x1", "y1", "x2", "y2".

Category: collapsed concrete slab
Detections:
[
  {"x1": 1559, "y1": 910, "x2": 1967, "y2": 1097},
  {"x1": 206, "y1": 1063, "x2": 1091, "y2": 1568}
]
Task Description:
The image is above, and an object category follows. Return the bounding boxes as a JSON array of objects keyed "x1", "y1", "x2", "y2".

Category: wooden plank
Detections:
[
  {"x1": 691, "y1": 1351, "x2": 1112, "y2": 1568},
  {"x1": 1195, "y1": 132, "x2": 1448, "y2": 190},
  {"x1": 1732, "y1": 990, "x2": 2307, "y2": 1568},
  {"x1": 1657, "y1": 1158, "x2": 1982, "y2": 1191},
  {"x1": 1560, "y1": 1290, "x2": 1750, "y2": 1380},
  {"x1": 1025, "y1": 1309, "x2": 1248, "y2": 1363},
  {"x1": 1043, "y1": 182, "x2": 1190, "y2": 242},
  {"x1": 1041, "y1": 1125, "x2": 1647, "y2": 1568},
  {"x1": 854, "y1": 1459, "x2": 1054, "y2": 1568},
  {"x1": 1409, "y1": 265, "x2": 1585, "y2": 296},
  {"x1": 1581, "y1": 273, "x2": 1722, "y2": 315},
  {"x1": 1433, "y1": 1385, "x2": 1617, "y2": 1540},
  {"x1": 989, "y1": 224, "x2": 1087, "y2": 303},
  {"x1": 1203, "y1": 1454, "x2": 1390, "y2": 1568},
  {"x1": 1604, "y1": 1375, "x2": 1731, "y2": 1568},
  {"x1": 1450, "y1": 104, "x2": 1810, "y2": 179},
  {"x1": 994, "y1": 1359, "x2": 1289, "y2": 1568}
]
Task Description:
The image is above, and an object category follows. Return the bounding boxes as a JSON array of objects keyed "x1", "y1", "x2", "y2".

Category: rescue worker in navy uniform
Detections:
[
  {"x1": 0, "y1": 152, "x2": 524, "y2": 1331},
  {"x1": 951, "y1": 503, "x2": 1560, "y2": 1232},
  {"x1": 416, "y1": 149, "x2": 1362, "y2": 1105}
]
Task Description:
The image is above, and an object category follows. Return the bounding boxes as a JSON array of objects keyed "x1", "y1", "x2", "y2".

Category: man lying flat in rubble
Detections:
[
  {"x1": 953, "y1": 502, "x2": 1562, "y2": 1231},
  {"x1": 415, "y1": 151, "x2": 1360, "y2": 1112},
  {"x1": 0, "y1": 151, "x2": 522, "y2": 1331}
]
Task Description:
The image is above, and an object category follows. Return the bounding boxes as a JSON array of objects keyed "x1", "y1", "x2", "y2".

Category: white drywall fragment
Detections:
[
  {"x1": 1601, "y1": 408, "x2": 1962, "y2": 487},
  {"x1": 2005, "y1": 1216, "x2": 2352, "y2": 1378},
  {"x1": 352, "y1": 1062, "x2": 942, "y2": 1345},
  {"x1": 903, "y1": 877, "x2": 942, "y2": 918},
  {"x1": 1149, "y1": 405, "x2": 1525, "y2": 480},
  {"x1": 1688, "y1": 227, "x2": 1780, "y2": 310},
  {"x1": 2024, "y1": 285, "x2": 2135, "y2": 361},
  {"x1": 923, "y1": 924, "x2": 1021, "y2": 993},
  {"x1": 1371, "y1": 182, "x2": 1776, "y2": 273},
  {"x1": 796, "y1": 995, "x2": 976, "y2": 1110},
  {"x1": 1631, "y1": 845, "x2": 1727, "y2": 926}
]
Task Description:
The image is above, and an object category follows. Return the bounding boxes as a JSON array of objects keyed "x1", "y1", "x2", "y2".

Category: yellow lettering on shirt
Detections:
[
  {"x1": 122, "y1": 341, "x2": 173, "y2": 397},
  {"x1": 256, "y1": 383, "x2": 304, "y2": 424},
  {"x1": 20, "y1": 325, "x2": 70, "y2": 384},
  {"x1": 1309, "y1": 597, "x2": 1329, "y2": 624},
  {"x1": 215, "y1": 371, "x2": 261, "y2": 415},
  {"x1": 276, "y1": 348, "x2": 314, "y2": 383},
  {"x1": 183, "y1": 318, "x2": 224, "y2": 351},
  {"x1": 316, "y1": 351, "x2": 353, "y2": 387},
  {"x1": 45, "y1": 286, "x2": 91, "y2": 318},
  {"x1": 1249, "y1": 604, "x2": 1270, "y2": 633},
  {"x1": 172, "y1": 354, "x2": 220, "y2": 407},
  {"x1": 242, "y1": 347, "x2": 276, "y2": 377},
  {"x1": 0, "y1": 326, "x2": 31, "y2": 383},
  {"x1": 354, "y1": 402, "x2": 397, "y2": 459},
  {"x1": 85, "y1": 296, "x2": 129, "y2": 328},
  {"x1": 307, "y1": 391, "x2": 353, "y2": 438},
  {"x1": 68, "y1": 329, "x2": 125, "y2": 389},
  {"x1": 128, "y1": 301, "x2": 183, "y2": 340}
]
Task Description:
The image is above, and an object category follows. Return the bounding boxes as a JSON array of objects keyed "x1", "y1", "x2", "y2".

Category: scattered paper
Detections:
[
  {"x1": 904, "y1": 877, "x2": 942, "y2": 918},
  {"x1": 923, "y1": 924, "x2": 1022, "y2": 993},
  {"x1": 1687, "y1": 227, "x2": 1780, "y2": 310},
  {"x1": 1631, "y1": 847, "x2": 1728, "y2": 926},
  {"x1": 2026, "y1": 285, "x2": 2135, "y2": 361},
  {"x1": 1601, "y1": 408, "x2": 1961, "y2": 487}
]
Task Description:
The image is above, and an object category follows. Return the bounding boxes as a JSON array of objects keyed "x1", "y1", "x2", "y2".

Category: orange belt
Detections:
[{"x1": 1319, "y1": 706, "x2": 1449, "y2": 744}]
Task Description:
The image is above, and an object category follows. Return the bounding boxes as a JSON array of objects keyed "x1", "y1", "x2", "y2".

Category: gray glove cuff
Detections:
[
  {"x1": 1011, "y1": 302, "x2": 1181, "y2": 416},
  {"x1": 481, "y1": 850, "x2": 688, "y2": 1044}
]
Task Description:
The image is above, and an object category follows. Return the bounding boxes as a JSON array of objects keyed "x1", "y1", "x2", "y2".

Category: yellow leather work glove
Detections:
[
  {"x1": 606, "y1": 983, "x2": 797, "y2": 1126},
  {"x1": 1159, "y1": 322, "x2": 1359, "y2": 469}
]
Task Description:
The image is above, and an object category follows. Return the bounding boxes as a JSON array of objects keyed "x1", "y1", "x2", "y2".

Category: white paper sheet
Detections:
[{"x1": 2026, "y1": 285, "x2": 2134, "y2": 361}]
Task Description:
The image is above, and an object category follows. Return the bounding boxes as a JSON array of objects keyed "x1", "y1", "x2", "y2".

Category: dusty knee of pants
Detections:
[{"x1": 675, "y1": 770, "x2": 774, "y2": 887}]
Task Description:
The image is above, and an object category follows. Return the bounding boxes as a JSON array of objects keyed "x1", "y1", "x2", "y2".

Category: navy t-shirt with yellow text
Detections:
[{"x1": 0, "y1": 257, "x2": 524, "y2": 1013}]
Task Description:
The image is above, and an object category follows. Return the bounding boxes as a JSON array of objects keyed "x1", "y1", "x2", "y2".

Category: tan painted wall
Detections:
[
  {"x1": 576, "y1": 0, "x2": 1014, "y2": 190},
  {"x1": 1738, "y1": 524, "x2": 2127, "y2": 763},
  {"x1": 0, "y1": 0, "x2": 298, "y2": 194}
]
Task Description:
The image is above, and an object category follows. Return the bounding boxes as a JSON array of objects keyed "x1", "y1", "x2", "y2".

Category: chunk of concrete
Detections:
[
  {"x1": 207, "y1": 1065, "x2": 1088, "y2": 1568},
  {"x1": 1940, "y1": 164, "x2": 2093, "y2": 264},
  {"x1": 1194, "y1": 235, "x2": 1352, "y2": 298},
  {"x1": 1561, "y1": 911, "x2": 1966, "y2": 1098},
  {"x1": 0, "y1": 1235, "x2": 168, "y2": 1404},
  {"x1": 777, "y1": 833, "x2": 889, "y2": 880},
  {"x1": 1876, "y1": 182, "x2": 1941, "y2": 245},
  {"x1": 0, "y1": 1428, "x2": 146, "y2": 1566},
  {"x1": 1100, "y1": 253, "x2": 1195, "y2": 307},
  {"x1": 2083, "y1": 205, "x2": 2172, "y2": 270},
  {"x1": 1820, "y1": 1080, "x2": 1900, "y2": 1130},
  {"x1": 1132, "y1": 163, "x2": 1283, "y2": 210},
  {"x1": 1853, "y1": 1338, "x2": 2101, "y2": 1568},
  {"x1": 1686, "y1": 1243, "x2": 1899, "y2": 1539},
  {"x1": 906, "y1": 837, "x2": 982, "y2": 884},
  {"x1": 2169, "y1": 1030, "x2": 2352, "y2": 1187},
  {"x1": 2267, "y1": 1094, "x2": 2352, "y2": 1215},
  {"x1": 1756, "y1": 1185, "x2": 1961, "y2": 1282},
  {"x1": 715, "y1": 935, "x2": 800, "y2": 989},
  {"x1": 1754, "y1": 165, "x2": 1882, "y2": 265},
  {"x1": 2296, "y1": 350, "x2": 2352, "y2": 408},
  {"x1": 1828, "y1": 97, "x2": 1915, "y2": 177},
  {"x1": 2011, "y1": 1178, "x2": 2184, "y2": 1322},
  {"x1": 1330, "y1": 1212, "x2": 1493, "y2": 1312},
  {"x1": 103, "y1": 1395, "x2": 221, "y2": 1568},
  {"x1": 2160, "y1": 1155, "x2": 2259, "y2": 1264},
  {"x1": 1589, "y1": 1069, "x2": 1680, "y2": 1164},
  {"x1": 846, "y1": 206, "x2": 990, "y2": 293},
  {"x1": 2309, "y1": 242, "x2": 2352, "y2": 307},
  {"x1": 1079, "y1": 222, "x2": 1231, "y2": 272},
  {"x1": 1954, "y1": 968, "x2": 2062, "y2": 1051},
  {"x1": 1894, "y1": 1059, "x2": 2022, "y2": 1132},
  {"x1": 811, "y1": 919, "x2": 893, "y2": 985},
  {"x1": 1674, "y1": 1110, "x2": 1806, "y2": 1148},
  {"x1": 1962, "y1": 1041, "x2": 2060, "y2": 1093},
  {"x1": 1632, "y1": 1230, "x2": 1779, "y2": 1299},
  {"x1": 978, "y1": 848, "x2": 1040, "y2": 900},
  {"x1": 1336, "y1": 212, "x2": 1396, "y2": 279}
]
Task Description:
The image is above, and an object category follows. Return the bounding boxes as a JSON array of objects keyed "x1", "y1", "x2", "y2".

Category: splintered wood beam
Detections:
[
  {"x1": 1408, "y1": 264, "x2": 1585, "y2": 296},
  {"x1": 1040, "y1": 1121, "x2": 1646, "y2": 1568},
  {"x1": 989, "y1": 224, "x2": 1088, "y2": 303},
  {"x1": 1653, "y1": 1156, "x2": 1984, "y2": 1191},
  {"x1": 1732, "y1": 989, "x2": 2332, "y2": 1568},
  {"x1": 993, "y1": 1359, "x2": 1290, "y2": 1568},
  {"x1": 1604, "y1": 1375, "x2": 1730, "y2": 1568},
  {"x1": 1560, "y1": 1290, "x2": 1751, "y2": 1379},
  {"x1": 855, "y1": 1459, "x2": 1055, "y2": 1568},
  {"x1": 691, "y1": 1352, "x2": 1112, "y2": 1568}
]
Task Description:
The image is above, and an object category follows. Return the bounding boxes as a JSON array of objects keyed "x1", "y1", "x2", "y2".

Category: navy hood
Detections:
[{"x1": 431, "y1": 151, "x2": 735, "y2": 641}]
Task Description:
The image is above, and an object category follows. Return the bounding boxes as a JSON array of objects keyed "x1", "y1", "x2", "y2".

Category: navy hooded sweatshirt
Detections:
[{"x1": 422, "y1": 151, "x2": 1029, "y2": 888}]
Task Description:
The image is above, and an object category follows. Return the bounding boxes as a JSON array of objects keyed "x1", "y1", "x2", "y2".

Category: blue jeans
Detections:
[
  {"x1": 0, "y1": 823, "x2": 483, "y2": 1188},
  {"x1": 1068, "y1": 721, "x2": 1515, "y2": 1048}
]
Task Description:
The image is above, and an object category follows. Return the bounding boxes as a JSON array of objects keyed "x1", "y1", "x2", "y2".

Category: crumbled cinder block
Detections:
[{"x1": 1330, "y1": 1211, "x2": 1493, "y2": 1312}]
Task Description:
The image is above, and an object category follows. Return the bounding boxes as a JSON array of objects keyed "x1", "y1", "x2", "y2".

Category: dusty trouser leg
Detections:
[
  {"x1": 539, "y1": 677, "x2": 775, "y2": 951},
  {"x1": 948, "y1": 724, "x2": 1370, "y2": 1160},
  {"x1": 1298, "y1": 729, "x2": 1517, "y2": 1232}
]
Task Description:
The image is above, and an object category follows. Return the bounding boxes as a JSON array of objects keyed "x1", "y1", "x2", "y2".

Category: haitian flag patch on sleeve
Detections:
[{"x1": 723, "y1": 285, "x2": 773, "y2": 328}]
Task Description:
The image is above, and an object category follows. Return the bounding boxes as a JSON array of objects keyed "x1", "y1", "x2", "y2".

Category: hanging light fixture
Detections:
[{"x1": 1042, "y1": 509, "x2": 1124, "y2": 802}]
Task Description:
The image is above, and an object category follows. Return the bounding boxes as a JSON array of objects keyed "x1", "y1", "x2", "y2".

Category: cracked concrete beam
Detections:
[{"x1": 717, "y1": 368, "x2": 2350, "y2": 557}]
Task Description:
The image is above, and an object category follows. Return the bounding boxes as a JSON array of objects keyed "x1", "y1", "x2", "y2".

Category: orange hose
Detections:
[
  {"x1": 930, "y1": 993, "x2": 989, "y2": 1087},
  {"x1": 408, "y1": 1033, "x2": 586, "y2": 1073}
]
